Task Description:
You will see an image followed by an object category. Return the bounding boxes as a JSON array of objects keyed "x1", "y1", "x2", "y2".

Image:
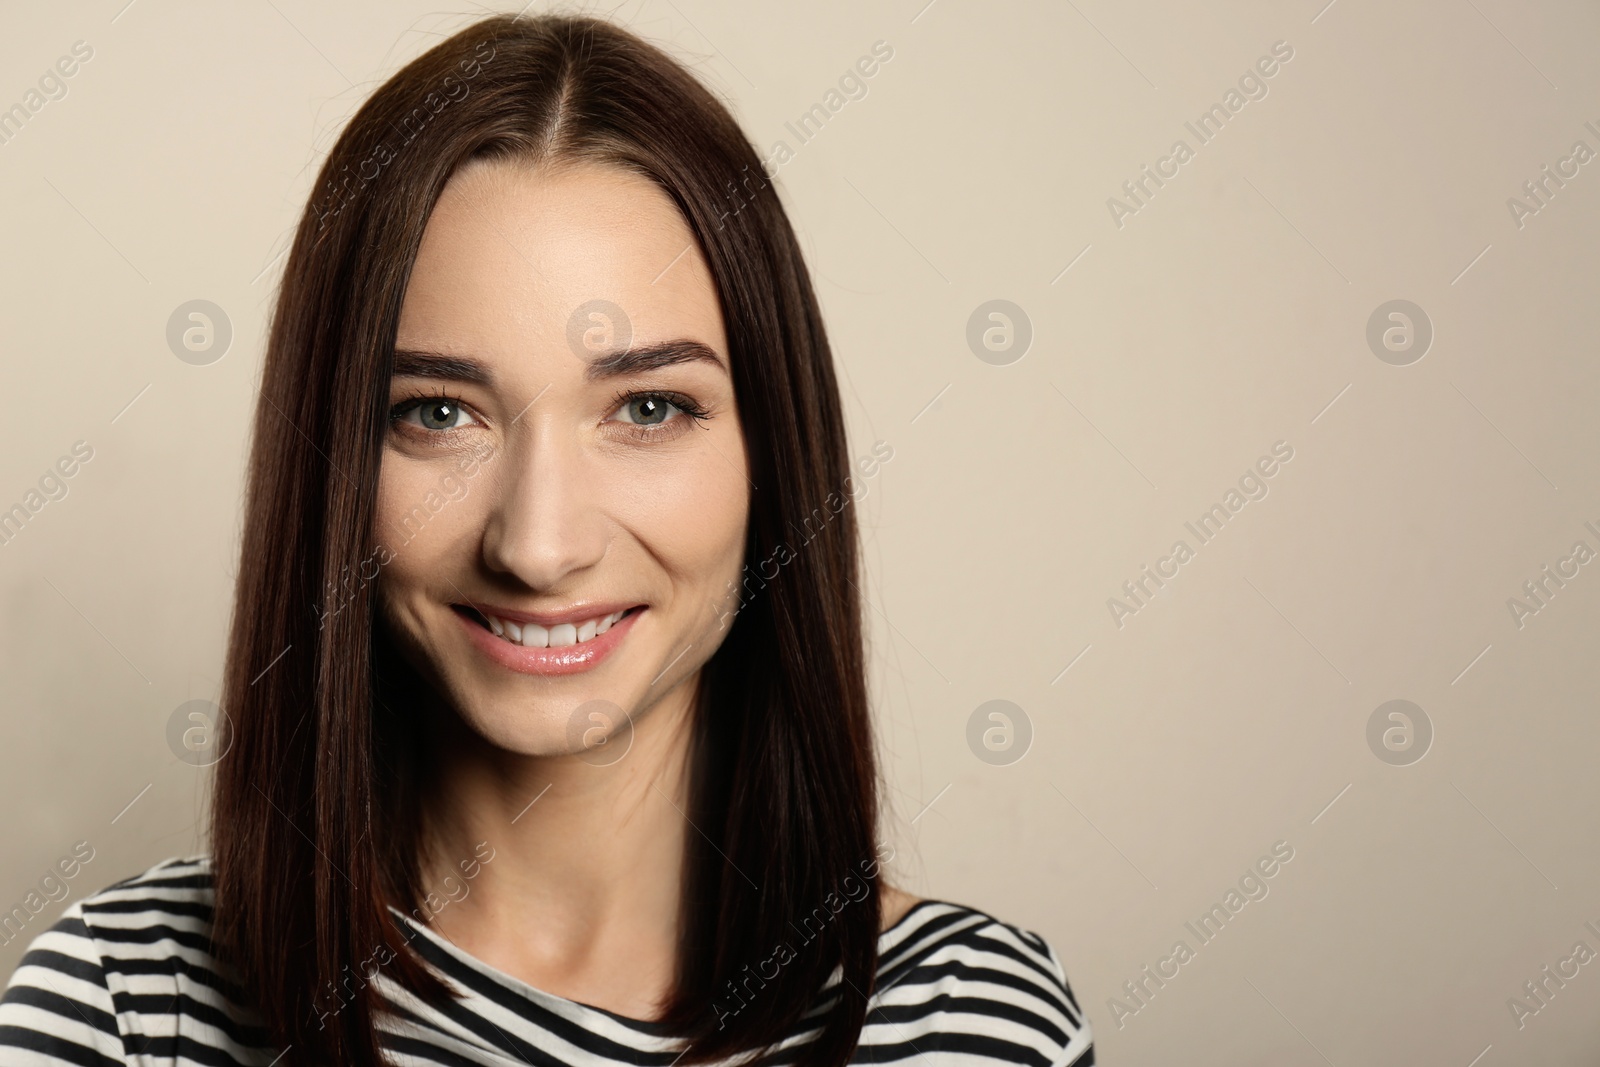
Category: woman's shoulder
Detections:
[
  {"x1": 867, "y1": 896, "x2": 1094, "y2": 1066},
  {"x1": 10, "y1": 853, "x2": 216, "y2": 952},
  {"x1": 85, "y1": 852, "x2": 214, "y2": 896},
  {"x1": 52, "y1": 853, "x2": 218, "y2": 941},
  {"x1": 0, "y1": 855, "x2": 271, "y2": 1066}
]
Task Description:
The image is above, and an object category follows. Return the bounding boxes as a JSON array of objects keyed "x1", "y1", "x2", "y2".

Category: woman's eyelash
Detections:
[
  {"x1": 389, "y1": 388, "x2": 469, "y2": 425},
  {"x1": 610, "y1": 389, "x2": 712, "y2": 423},
  {"x1": 386, "y1": 389, "x2": 711, "y2": 427}
]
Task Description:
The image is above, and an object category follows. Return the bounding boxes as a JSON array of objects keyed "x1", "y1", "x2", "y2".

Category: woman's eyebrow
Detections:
[
  {"x1": 585, "y1": 339, "x2": 727, "y2": 381},
  {"x1": 389, "y1": 340, "x2": 726, "y2": 386},
  {"x1": 391, "y1": 349, "x2": 493, "y2": 386}
]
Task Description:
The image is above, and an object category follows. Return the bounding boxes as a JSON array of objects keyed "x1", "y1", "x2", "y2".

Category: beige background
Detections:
[{"x1": 3, "y1": 0, "x2": 1598, "y2": 1062}]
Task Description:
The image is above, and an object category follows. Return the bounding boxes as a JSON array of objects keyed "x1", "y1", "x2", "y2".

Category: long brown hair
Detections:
[{"x1": 211, "y1": 12, "x2": 881, "y2": 1067}]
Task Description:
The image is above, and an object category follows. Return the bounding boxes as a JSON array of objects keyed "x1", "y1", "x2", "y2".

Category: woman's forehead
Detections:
[{"x1": 398, "y1": 158, "x2": 726, "y2": 367}]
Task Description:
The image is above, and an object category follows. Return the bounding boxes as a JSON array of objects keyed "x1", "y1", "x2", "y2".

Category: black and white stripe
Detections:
[{"x1": 0, "y1": 858, "x2": 1093, "y2": 1065}]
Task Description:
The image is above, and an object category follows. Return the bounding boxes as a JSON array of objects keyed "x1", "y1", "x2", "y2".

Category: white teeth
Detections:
[{"x1": 482, "y1": 609, "x2": 631, "y2": 648}]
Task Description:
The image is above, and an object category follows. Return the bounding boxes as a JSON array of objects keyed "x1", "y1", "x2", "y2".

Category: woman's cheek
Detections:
[{"x1": 683, "y1": 445, "x2": 748, "y2": 565}]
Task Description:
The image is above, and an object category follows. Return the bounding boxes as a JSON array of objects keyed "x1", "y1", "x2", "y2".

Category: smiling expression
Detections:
[{"x1": 375, "y1": 157, "x2": 750, "y2": 755}]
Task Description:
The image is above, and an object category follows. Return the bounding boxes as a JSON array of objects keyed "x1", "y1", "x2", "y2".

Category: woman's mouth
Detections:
[
  {"x1": 452, "y1": 604, "x2": 644, "y2": 676},
  {"x1": 477, "y1": 607, "x2": 632, "y2": 648}
]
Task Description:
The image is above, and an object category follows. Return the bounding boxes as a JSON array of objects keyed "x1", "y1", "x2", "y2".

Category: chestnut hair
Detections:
[{"x1": 210, "y1": 12, "x2": 882, "y2": 1067}]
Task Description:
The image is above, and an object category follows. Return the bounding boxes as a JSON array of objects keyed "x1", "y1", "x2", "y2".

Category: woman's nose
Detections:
[{"x1": 479, "y1": 424, "x2": 609, "y2": 590}]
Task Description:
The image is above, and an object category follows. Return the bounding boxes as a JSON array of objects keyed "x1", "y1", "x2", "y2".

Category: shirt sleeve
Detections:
[
  {"x1": 1039, "y1": 937, "x2": 1093, "y2": 1066},
  {"x1": 0, "y1": 904, "x2": 126, "y2": 1066},
  {"x1": 868, "y1": 914, "x2": 1094, "y2": 1066}
]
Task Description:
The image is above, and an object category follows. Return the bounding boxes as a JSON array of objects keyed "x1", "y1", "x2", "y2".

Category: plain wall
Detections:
[{"x1": 2, "y1": 1, "x2": 1598, "y2": 1062}]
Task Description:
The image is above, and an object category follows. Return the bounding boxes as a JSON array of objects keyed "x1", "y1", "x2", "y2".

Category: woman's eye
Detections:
[
  {"x1": 612, "y1": 394, "x2": 683, "y2": 426},
  {"x1": 396, "y1": 398, "x2": 478, "y2": 431}
]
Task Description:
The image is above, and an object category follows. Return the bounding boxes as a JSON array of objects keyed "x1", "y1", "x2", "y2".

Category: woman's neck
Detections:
[{"x1": 412, "y1": 674, "x2": 699, "y2": 1019}]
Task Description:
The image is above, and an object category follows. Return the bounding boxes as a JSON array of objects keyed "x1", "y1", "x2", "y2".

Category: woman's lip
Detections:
[{"x1": 456, "y1": 604, "x2": 642, "y2": 676}]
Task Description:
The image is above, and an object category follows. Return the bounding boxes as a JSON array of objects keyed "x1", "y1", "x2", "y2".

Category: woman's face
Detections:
[{"x1": 376, "y1": 158, "x2": 749, "y2": 755}]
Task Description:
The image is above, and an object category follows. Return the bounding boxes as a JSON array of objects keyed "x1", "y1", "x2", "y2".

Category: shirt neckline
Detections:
[{"x1": 386, "y1": 896, "x2": 951, "y2": 1030}]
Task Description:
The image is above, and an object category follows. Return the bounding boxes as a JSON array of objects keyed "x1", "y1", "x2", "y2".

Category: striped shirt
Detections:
[{"x1": 0, "y1": 857, "x2": 1093, "y2": 1066}]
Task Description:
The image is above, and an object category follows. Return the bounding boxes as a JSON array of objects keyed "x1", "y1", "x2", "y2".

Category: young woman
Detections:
[{"x1": 0, "y1": 13, "x2": 1092, "y2": 1066}]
